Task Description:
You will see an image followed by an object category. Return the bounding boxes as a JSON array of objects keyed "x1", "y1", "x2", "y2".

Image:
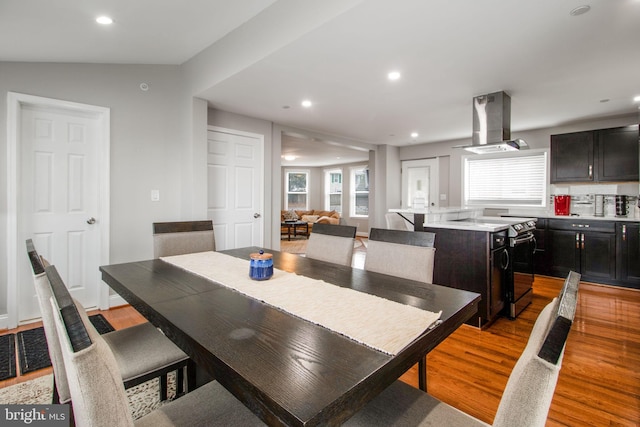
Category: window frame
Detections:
[
  {"x1": 462, "y1": 149, "x2": 548, "y2": 209},
  {"x1": 284, "y1": 169, "x2": 310, "y2": 211},
  {"x1": 324, "y1": 168, "x2": 343, "y2": 213},
  {"x1": 350, "y1": 165, "x2": 369, "y2": 218}
]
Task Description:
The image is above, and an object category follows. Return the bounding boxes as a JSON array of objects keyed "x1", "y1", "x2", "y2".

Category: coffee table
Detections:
[{"x1": 281, "y1": 220, "x2": 309, "y2": 240}]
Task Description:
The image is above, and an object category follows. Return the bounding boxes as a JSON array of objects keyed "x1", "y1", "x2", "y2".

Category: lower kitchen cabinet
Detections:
[
  {"x1": 422, "y1": 226, "x2": 506, "y2": 328},
  {"x1": 546, "y1": 219, "x2": 616, "y2": 283},
  {"x1": 616, "y1": 222, "x2": 640, "y2": 288},
  {"x1": 539, "y1": 218, "x2": 639, "y2": 289}
]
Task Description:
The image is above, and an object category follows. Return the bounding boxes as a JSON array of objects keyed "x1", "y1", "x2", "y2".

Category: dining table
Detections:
[{"x1": 100, "y1": 247, "x2": 480, "y2": 426}]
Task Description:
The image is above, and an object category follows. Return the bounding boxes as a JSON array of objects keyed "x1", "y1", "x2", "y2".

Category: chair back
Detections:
[
  {"x1": 153, "y1": 220, "x2": 216, "y2": 258},
  {"x1": 47, "y1": 265, "x2": 135, "y2": 427},
  {"x1": 384, "y1": 213, "x2": 412, "y2": 231},
  {"x1": 305, "y1": 223, "x2": 357, "y2": 266},
  {"x1": 26, "y1": 240, "x2": 73, "y2": 403},
  {"x1": 492, "y1": 271, "x2": 580, "y2": 427},
  {"x1": 364, "y1": 228, "x2": 436, "y2": 284}
]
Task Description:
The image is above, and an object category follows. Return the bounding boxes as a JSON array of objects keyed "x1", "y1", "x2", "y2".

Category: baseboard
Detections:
[
  {"x1": 0, "y1": 314, "x2": 8, "y2": 330},
  {"x1": 109, "y1": 294, "x2": 128, "y2": 308}
]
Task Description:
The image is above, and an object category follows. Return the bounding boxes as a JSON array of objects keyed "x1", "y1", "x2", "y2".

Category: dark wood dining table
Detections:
[{"x1": 100, "y1": 247, "x2": 480, "y2": 426}]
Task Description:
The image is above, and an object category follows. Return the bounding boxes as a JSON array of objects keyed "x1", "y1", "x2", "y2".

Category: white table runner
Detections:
[{"x1": 160, "y1": 251, "x2": 441, "y2": 355}]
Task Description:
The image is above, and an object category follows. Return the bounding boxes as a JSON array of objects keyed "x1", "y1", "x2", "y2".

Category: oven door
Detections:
[{"x1": 509, "y1": 232, "x2": 535, "y2": 318}]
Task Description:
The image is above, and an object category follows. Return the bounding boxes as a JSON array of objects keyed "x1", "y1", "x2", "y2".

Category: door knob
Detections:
[
  {"x1": 253, "y1": 213, "x2": 261, "y2": 219},
  {"x1": 87, "y1": 217, "x2": 96, "y2": 224}
]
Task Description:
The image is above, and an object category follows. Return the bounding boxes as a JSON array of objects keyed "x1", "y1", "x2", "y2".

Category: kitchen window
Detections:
[
  {"x1": 463, "y1": 150, "x2": 548, "y2": 208},
  {"x1": 285, "y1": 170, "x2": 309, "y2": 210},
  {"x1": 324, "y1": 169, "x2": 342, "y2": 213},
  {"x1": 350, "y1": 166, "x2": 369, "y2": 217}
]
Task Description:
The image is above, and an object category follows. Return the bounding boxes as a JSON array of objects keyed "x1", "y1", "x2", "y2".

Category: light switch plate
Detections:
[{"x1": 151, "y1": 189, "x2": 160, "y2": 202}]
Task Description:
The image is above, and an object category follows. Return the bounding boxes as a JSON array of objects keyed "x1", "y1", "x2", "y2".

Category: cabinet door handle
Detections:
[
  {"x1": 622, "y1": 224, "x2": 626, "y2": 241},
  {"x1": 575, "y1": 232, "x2": 580, "y2": 249},
  {"x1": 581, "y1": 233, "x2": 585, "y2": 250},
  {"x1": 589, "y1": 164, "x2": 593, "y2": 179}
]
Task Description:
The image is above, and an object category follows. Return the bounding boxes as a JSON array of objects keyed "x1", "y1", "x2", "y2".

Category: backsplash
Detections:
[{"x1": 550, "y1": 183, "x2": 639, "y2": 218}]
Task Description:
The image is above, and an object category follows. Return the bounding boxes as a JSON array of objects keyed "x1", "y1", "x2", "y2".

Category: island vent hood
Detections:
[{"x1": 456, "y1": 91, "x2": 528, "y2": 154}]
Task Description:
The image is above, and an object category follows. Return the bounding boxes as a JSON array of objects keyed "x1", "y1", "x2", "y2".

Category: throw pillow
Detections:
[{"x1": 283, "y1": 210, "x2": 299, "y2": 221}]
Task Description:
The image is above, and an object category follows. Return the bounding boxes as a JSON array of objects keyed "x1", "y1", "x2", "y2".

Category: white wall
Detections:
[
  {"x1": 0, "y1": 62, "x2": 192, "y2": 315},
  {"x1": 400, "y1": 113, "x2": 639, "y2": 207}
]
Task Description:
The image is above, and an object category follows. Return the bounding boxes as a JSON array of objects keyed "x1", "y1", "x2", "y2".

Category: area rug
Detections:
[
  {"x1": 16, "y1": 314, "x2": 114, "y2": 375},
  {"x1": 0, "y1": 334, "x2": 16, "y2": 381},
  {"x1": 0, "y1": 373, "x2": 176, "y2": 420}
]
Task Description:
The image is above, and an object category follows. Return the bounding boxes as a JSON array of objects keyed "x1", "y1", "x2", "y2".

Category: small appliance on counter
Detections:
[
  {"x1": 594, "y1": 194, "x2": 605, "y2": 217},
  {"x1": 615, "y1": 195, "x2": 628, "y2": 217},
  {"x1": 554, "y1": 195, "x2": 571, "y2": 216}
]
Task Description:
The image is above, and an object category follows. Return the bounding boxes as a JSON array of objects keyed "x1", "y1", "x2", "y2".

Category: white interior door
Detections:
[
  {"x1": 10, "y1": 94, "x2": 110, "y2": 326},
  {"x1": 402, "y1": 159, "x2": 439, "y2": 209},
  {"x1": 207, "y1": 128, "x2": 264, "y2": 250}
]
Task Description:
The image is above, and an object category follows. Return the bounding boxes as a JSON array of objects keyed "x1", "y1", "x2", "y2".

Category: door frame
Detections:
[
  {"x1": 6, "y1": 92, "x2": 111, "y2": 328},
  {"x1": 401, "y1": 158, "x2": 439, "y2": 209},
  {"x1": 207, "y1": 125, "x2": 265, "y2": 249}
]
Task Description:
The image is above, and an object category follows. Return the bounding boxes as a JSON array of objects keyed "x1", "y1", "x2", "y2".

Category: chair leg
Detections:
[
  {"x1": 176, "y1": 366, "x2": 185, "y2": 396},
  {"x1": 186, "y1": 359, "x2": 197, "y2": 392},
  {"x1": 418, "y1": 356, "x2": 427, "y2": 391},
  {"x1": 159, "y1": 374, "x2": 168, "y2": 401},
  {"x1": 52, "y1": 377, "x2": 60, "y2": 404}
]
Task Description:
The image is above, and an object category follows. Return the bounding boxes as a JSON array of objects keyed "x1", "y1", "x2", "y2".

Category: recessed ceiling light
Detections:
[
  {"x1": 388, "y1": 71, "x2": 401, "y2": 81},
  {"x1": 633, "y1": 95, "x2": 640, "y2": 103},
  {"x1": 283, "y1": 155, "x2": 296, "y2": 161},
  {"x1": 96, "y1": 16, "x2": 113, "y2": 25},
  {"x1": 411, "y1": 132, "x2": 419, "y2": 138},
  {"x1": 301, "y1": 100, "x2": 312, "y2": 108},
  {"x1": 569, "y1": 5, "x2": 590, "y2": 16}
]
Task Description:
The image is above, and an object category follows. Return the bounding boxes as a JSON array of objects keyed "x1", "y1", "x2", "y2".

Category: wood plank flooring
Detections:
[{"x1": 2, "y1": 271, "x2": 638, "y2": 425}]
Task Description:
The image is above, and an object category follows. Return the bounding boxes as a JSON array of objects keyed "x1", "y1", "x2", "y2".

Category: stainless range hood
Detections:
[{"x1": 457, "y1": 91, "x2": 528, "y2": 154}]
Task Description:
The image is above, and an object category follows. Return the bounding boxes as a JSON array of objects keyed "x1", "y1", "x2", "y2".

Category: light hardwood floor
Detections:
[{"x1": 2, "y1": 257, "x2": 638, "y2": 425}]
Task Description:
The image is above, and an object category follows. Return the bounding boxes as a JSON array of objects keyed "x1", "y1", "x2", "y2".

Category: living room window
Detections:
[
  {"x1": 285, "y1": 170, "x2": 309, "y2": 210},
  {"x1": 463, "y1": 150, "x2": 548, "y2": 208},
  {"x1": 324, "y1": 169, "x2": 342, "y2": 213},
  {"x1": 350, "y1": 166, "x2": 369, "y2": 217}
]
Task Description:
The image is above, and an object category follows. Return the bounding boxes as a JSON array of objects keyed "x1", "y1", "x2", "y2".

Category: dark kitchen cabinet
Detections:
[
  {"x1": 422, "y1": 226, "x2": 506, "y2": 328},
  {"x1": 616, "y1": 222, "x2": 640, "y2": 289},
  {"x1": 532, "y1": 218, "x2": 550, "y2": 276},
  {"x1": 547, "y1": 219, "x2": 616, "y2": 283},
  {"x1": 550, "y1": 125, "x2": 639, "y2": 183}
]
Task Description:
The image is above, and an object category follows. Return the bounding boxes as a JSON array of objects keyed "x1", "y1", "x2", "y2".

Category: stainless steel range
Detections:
[{"x1": 453, "y1": 216, "x2": 537, "y2": 319}]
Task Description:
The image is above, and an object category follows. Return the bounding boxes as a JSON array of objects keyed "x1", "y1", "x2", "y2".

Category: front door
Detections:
[
  {"x1": 401, "y1": 158, "x2": 439, "y2": 209},
  {"x1": 207, "y1": 127, "x2": 264, "y2": 250},
  {"x1": 9, "y1": 93, "x2": 110, "y2": 325}
]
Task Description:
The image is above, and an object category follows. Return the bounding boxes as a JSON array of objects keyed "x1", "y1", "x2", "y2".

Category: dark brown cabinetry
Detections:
[
  {"x1": 616, "y1": 222, "x2": 640, "y2": 288},
  {"x1": 422, "y1": 226, "x2": 507, "y2": 328},
  {"x1": 550, "y1": 125, "x2": 639, "y2": 183},
  {"x1": 546, "y1": 219, "x2": 616, "y2": 283}
]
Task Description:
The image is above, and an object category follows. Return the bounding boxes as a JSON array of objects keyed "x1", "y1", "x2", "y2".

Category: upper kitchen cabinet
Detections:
[{"x1": 550, "y1": 125, "x2": 639, "y2": 183}]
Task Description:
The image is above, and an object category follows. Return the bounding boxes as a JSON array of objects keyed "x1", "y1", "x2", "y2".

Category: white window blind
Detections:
[{"x1": 464, "y1": 151, "x2": 548, "y2": 207}]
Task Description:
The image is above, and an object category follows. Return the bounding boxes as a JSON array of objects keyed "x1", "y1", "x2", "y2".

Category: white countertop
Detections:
[{"x1": 421, "y1": 216, "x2": 537, "y2": 233}]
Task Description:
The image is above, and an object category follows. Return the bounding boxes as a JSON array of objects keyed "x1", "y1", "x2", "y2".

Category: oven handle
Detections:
[
  {"x1": 511, "y1": 232, "x2": 535, "y2": 247},
  {"x1": 501, "y1": 249, "x2": 510, "y2": 270}
]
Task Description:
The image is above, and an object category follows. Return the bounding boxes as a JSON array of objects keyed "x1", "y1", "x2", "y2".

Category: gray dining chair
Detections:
[
  {"x1": 385, "y1": 213, "x2": 413, "y2": 230},
  {"x1": 26, "y1": 240, "x2": 193, "y2": 403},
  {"x1": 305, "y1": 222, "x2": 357, "y2": 266},
  {"x1": 345, "y1": 271, "x2": 581, "y2": 427},
  {"x1": 152, "y1": 220, "x2": 216, "y2": 258},
  {"x1": 47, "y1": 264, "x2": 265, "y2": 427},
  {"x1": 364, "y1": 228, "x2": 436, "y2": 284}
]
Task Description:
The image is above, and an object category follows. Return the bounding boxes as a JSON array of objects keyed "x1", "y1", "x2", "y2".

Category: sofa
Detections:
[{"x1": 281, "y1": 209, "x2": 341, "y2": 237}]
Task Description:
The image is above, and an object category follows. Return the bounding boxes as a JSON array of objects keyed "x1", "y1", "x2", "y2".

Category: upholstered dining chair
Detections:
[
  {"x1": 384, "y1": 213, "x2": 413, "y2": 230},
  {"x1": 305, "y1": 222, "x2": 357, "y2": 266},
  {"x1": 345, "y1": 271, "x2": 581, "y2": 427},
  {"x1": 26, "y1": 240, "x2": 194, "y2": 403},
  {"x1": 152, "y1": 220, "x2": 216, "y2": 258},
  {"x1": 47, "y1": 264, "x2": 265, "y2": 427},
  {"x1": 364, "y1": 228, "x2": 436, "y2": 284}
]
